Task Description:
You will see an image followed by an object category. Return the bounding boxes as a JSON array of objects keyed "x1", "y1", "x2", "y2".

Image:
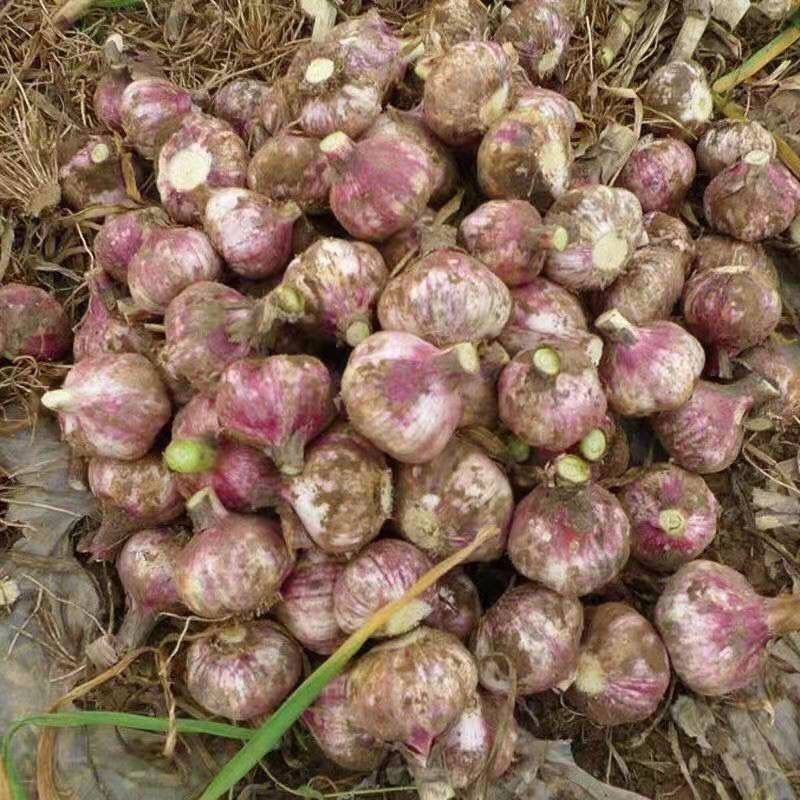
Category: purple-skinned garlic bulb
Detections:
[
  {"x1": 651, "y1": 375, "x2": 781, "y2": 474},
  {"x1": 349, "y1": 626, "x2": 478, "y2": 763},
  {"x1": 739, "y1": 338, "x2": 800, "y2": 426},
  {"x1": 642, "y1": 60, "x2": 713, "y2": 138},
  {"x1": 697, "y1": 120, "x2": 776, "y2": 177},
  {"x1": 498, "y1": 343, "x2": 607, "y2": 451},
  {"x1": 473, "y1": 583, "x2": 583, "y2": 695},
  {"x1": 0, "y1": 283, "x2": 71, "y2": 362},
  {"x1": 508, "y1": 479, "x2": 630, "y2": 596},
  {"x1": 320, "y1": 131, "x2": 434, "y2": 243},
  {"x1": 185, "y1": 620, "x2": 302, "y2": 719},
  {"x1": 41, "y1": 353, "x2": 171, "y2": 460},
  {"x1": 211, "y1": 78, "x2": 268, "y2": 142},
  {"x1": 619, "y1": 464, "x2": 719, "y2": 572},
  {"x1": 617, "y1": 135, "x2": 696, "y2": 213},
  {"x1": 458, "y1": 200, "x2": 569, "y2": 287},
  {"x1": 93, "y1": 207, "x2": 165, "y2": 283},
  {"x1": 596, "y1": 310, "x2": 705, "y2": 417},
  {"x1": 94, "y1": 70, "x2": 130, "y2": 133},
  {"x1": 333, "y1": 539, "x2": 436, "y2": 637},
  {"x1": 58, "y1": 134, "x2": 131, "y2": 211},
  {"x1": 377, "y1": 244, "x2": 513, "y2": 347},
  {"x1": 175, "y1": 488, "x2": 293, "y2": 618},
  {"x1": 341, "y1": 332, "x2": 479, "y2": 463},
  {"x1": 396, "y1": 438, "x2": 512, "y2": 562},
  {"x1": 568, "y1": 603, "x2": 670, "y2": 725},
  {"x1": 544, "y1": 185, "x2": 644, "y2": 291},
  {"x1": 425, "y1": 570, "x2": 482, "y2": 641},
  {"x1": 216, "y1": 355, "x2": 335, "y2": 475},
  {"x1": 656, "y1": 560, "x2": 800, "y2": 695}
]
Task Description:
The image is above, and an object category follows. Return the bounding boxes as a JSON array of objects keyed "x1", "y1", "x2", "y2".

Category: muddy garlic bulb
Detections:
[
  {"x1": 247, "y1": 133, "x2": 331, "y2": 213},
  {"x1": 419, "y1": 0, "x2": 489, "y2": 49},
  {"x1": 333, "y1": 539, "x2": 436, "y2": 637},
  {"x1": 186, "y1": 621, "x2": 302, "y2": 719},
  {"x1": 211, "y1": 78, "x2": 268, "y2": 141},
  {"x1": 473, "y1": 583, "x2": 583, "y2": 695},
  {"x1": 422, "y1": 41, "x2": 512, "y2": 147},
  {"x1": 58, "y1": 134, "x2": 130, "y2": 211},
  {"x1": 94, "y1": 71, "x2": 131, "y2": 133},
  {"x1": 459, "y1": 341, "x2": 510, "y2": 428},
  {"x1": 157, "y1": 112, "x2": 248, "y2": 224},
  {"x1": 284, "y1": 423, "x2": 392, "y2": 554},
  {"x1": 120, "y1": 77, "x2": 193, "y2": 158},
  {"x1": 596, "y1": 311, "x2": 705, "y2": 416},
  {"x1": 683, "y1": 265, "x2": 782, "y2": 356},
  {"x1": 94, "y1": 207, "x2": 164, "y2": 282},
  {"x1": 203, "y1": 189, "x2": 300, "y2": 279},
  {"x1": 499, "y1": 343, "x2": 607, "y2": 451},
  {"x1": 85, "y1": 454, "x2": 184, "y2": 559},
  {"x1": 341, "y1": 332, "x2": 479, "y2": 463},
  {"x1": 378, "y1": 246, "x2": 513, "y2": 347},
  {"x1": 0, "y1": 283, "x2": 71, "y2": 362},
  {"x1": 740, "y1": 339, "x2": 800, "y2": 426},
  {"x1": 697, "y1": 120, "x2": 776, "y2": 177},
  {"x1": 498, "y1": 278, "x2": 602, "y2": 364},
  {"x1": 478, "y1": 106, "x2": 573, "y2": 209},
  {"x1": 704, "y1": 150, "x2": 800, "y2": 241},
  {"x1": 350, "y1": 627, "x2": 478, "y2": 762},
  {"x1": 41, "y1": 353, "x2": 171, "y2": 460},
  {"x1": 544, "y1": 185, "x2": 644, "y2": 291},
  {"x1": 425, "y1": 570, "x2": 482, "y2": 641},
  {"x1": 619, "y1": 464, "x2": 719, "y2": 572},
  {"x1": 217, "y1": 356, "x2": 334, "y2": 475},
  {"x1": 396, "y1": 438, "x2": 512, "y2": 562},
  {"x1": 617, "y1": 136, "x2": 696, "y2": 213},
  {"x1": 273, "y1": 550, "x2": 346, "y2": 655},
  {"x1": 651, "y1": 375, "x2": 780, "y2": 474},
  {"x1": 568, "y1": 603, "x2": 670, "y2": 725},
  {"x1": 509, "y1": 479, "x2": 630, "y2": 596},
  {"x1": 656, "y1": 560, "x2": 800, "y2": 695},
  {"x1": 175, "y1": 488, "x2": 293, "y2": 618},
  {"x1": 642, "y1": 60, "x2": 713, "y2": 137},
  {"x1": 280, "y1": 237, "x2": 389, "y2": 346},
  {"x1": 302, "y1": 670, "x2": 388, "y2": 771},
  {"x1": 127, "y1": 224, "x2": 222, "y2": 315},
  {"x1": 320, "y1": 132, "x2": 434, "y2": 242},
  {"x1": 494, "y1": 0, "x2": 575, "y2": 82}
]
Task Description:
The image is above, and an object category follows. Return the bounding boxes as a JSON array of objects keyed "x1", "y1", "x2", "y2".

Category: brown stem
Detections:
[
  {"x1": 433, "y1": 342, "x2": 480, "y2": 377},
  {"x1": 765, "y1": 594, "x2": 800, "y2": 635},
  {"x1": 117, "y1": 605, "x2": 158, "y2": 651},
  {"x1": 526, "y1": 224, "x2": 569, "y2": 253},
  {"x1": 668, "y1": 0, "x2": 712, "y2": 63},
  {"x1": 186, "y1": 487, "x2": 229, "y2": 531},
  {"x1": 595, "y1": 309, "x2": 638, "y2": 344},
  {"x1": 598, "y1": 0, "x2": 650, "y2": 67}
]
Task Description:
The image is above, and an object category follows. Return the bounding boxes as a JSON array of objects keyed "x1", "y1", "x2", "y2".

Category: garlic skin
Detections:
[
  {"x1": 425, "y1": 570, "x2": 482, "y2": 641},
  {"x1": 120, "y1": 77, "x2": 193, "y2": 159},
  {"x1": 473, "y1": 583, "x2": 583, "y2": 695},
  {"x1": 379, "y1": 209, "x2": 436, "y2": 271},
  {"x1": 273, "y1": 550, "x2": 346, "y2": 655},
  {"x1": 58, "y1": 133, "x2": 130, "y2": 211},
  {"x1": 419, "y1": 0, "x2": 490, "y2": 49},
  {"x1": 596, "y1": 311, "x2": 705, "y2": 417},
  {"x1": 349, "y1": 626, "x2": 479, "y2": 763},
  {"x1": 94, "y1": 207, "x2": 162, "y2": 283},
  {"x1": 157, "y1": 111, "x2": 249, "y2": 224},
  {"x1": 211, "y1": 78, "x2": 268, "y2": 141},
  {"x1": 377, "y1": 248, "x2": 513, "y2": 347},
  {"x1": 0, "y1": 283, "x2": 71, "y2": 362},
  {"x1": 422, "y1": 41, "x2": 513, "y2": 147},
  {"x1": 704, "y1": 150, "x2": 800, "y2": 241},
  {"x1": 127, "y1": 224, "x2": 222, "y2": 315},
  {"x1": 216, "y1": 355, "x2": 335, "y2": 476},
  {"x1": 740, "y1": 339, "x2": 800, "y2": 426},
  {"x1": 320, "y1": 131, "x2": 434, "y2": 243},
  {"x1": 247, "y1": 133, "x2": 331, "y2": 213},
  {"x1": 203, "y1": 188, "x2": 300, "y2": 279},
  {"x1": 682, "y1": 265, "x2": 782, "y2": 357},
  {"x1": 568, "y1": 603, "x2": 670, "y2": 726},
  {"x1": 651, "y1": 375, "x2": 780, "y2": 474},
  {"x1": 341, "y1": 332, "x2": 479, "y2": 464},
  {"x1": 41, "y1": 353, "x2": 171, "y2": 461},
  {"x1": 175, "y1": 488, "x2": 293, "y2": 618},
  {"x1": 94, "y1": 71, "x2": 130, "y2": 133},
  {"x1": 185, "y1": 621, "x2": 302, "y2": 720},
  {"x1": 396, "y1": 438, "x2": 512, "y2": 562},
  {"x1": 498, "y1": 343, "x2": 607, "y2": 451},
  {"x1": 617, "y1": 136, "x2": 696, "y2": 213},
  {"x1": 459, "y1": 341, "x2": 510, "y2": 428},
  {"x1": 282, "y1": 237, "x2": 389, "y2": 346},
  {"x1": 285, "y1": 423, "x2": 392, "y2": 555},
  {"x1": 693, "y1": 235, "x2": 778, "y2": 286},
  {"x1": 302, "y1": 670, "x2": 387, "y2": 771},
  {"x1": 259, "y1": 83, "x2": 291, "y2": 135},
  {"x1": 655, "y1": 560, "x2": 800, "y2": 695},
  {"x1": 498, "y1": 278, "x2": 602, "y2": 364},
  {"x1": 697, "y1": 120, "x2": 776, "y2": 177},
  {"x1": 477, "y1": 106, "x2": 573, "y2": 209},
  {"x1": 544, "y1": 185, "x2": 644, "y2": 291},
  {"x1": 642, "y1": 60, "x2": 713, "y2": 137},
  {"x1": 619, "y1": 464, "x2": 719, "y2": 572},
  {"x1": 508, "y1": 481, "x2": 630, "y2": 597},
  {"x1": 333, "y1": 539, "x2": 437, "y2": 638}
]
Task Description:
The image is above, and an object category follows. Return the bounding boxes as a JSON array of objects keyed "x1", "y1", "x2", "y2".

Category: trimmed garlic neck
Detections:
[
  {"x1": 41, "y1": 389, "x2": 77, "y2": 412},
  {"x1": 319, "y1": 131, "x2": 356, "y2": 167},
  {"x1": 345, "y1": 319, "x2": 371, "y2": 347},
  {"x1": 579, "y1": 428, "x2": 608, "y2": 462},
  {"x1": 744, "y1": 149, "x2": 771, "y2": 167},
  {"x1": 305, "y1": 57, "x2": 335, "y2": 85},
  {"x1": 659, "y1": 508, "x2": 687, "y2": 538},
  {"x1": 765, "y1": 594, "x2": 800, "y2": 636},
  {"x1": 531, "y1": 346, "x2": 561, "y2": 377},
  {"x1": 506, "y1": 435, "x2": 530, "y2": 463},
  {"x1": 527, "y1": 224, "x2": 569, "y2": 253},
  {"x1": 574, "y1": 652, "x2": 607, "y2": 696},
  {"x1": 186, "y1": 487, "x2": 229, "y2": 531},
  {"x1": 595, "y1": 309, "x2": 638, "y2": 344},
  {"x1": 555, "y1": 454, "x2": 591, "y2": 486},
  {"x1": 433, "y1": 342, "x2": 480, "y2": 377},
  {"x1": 164, "y1": 438, "x2": 218, "y2": 474},
  {"x1": 216, "y1": 624, "x2": 249, "y2": 646}
]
